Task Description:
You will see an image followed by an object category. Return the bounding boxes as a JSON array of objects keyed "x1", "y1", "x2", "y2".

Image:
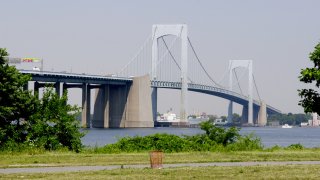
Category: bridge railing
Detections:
[
  {"x1": 151, "y1": 80, "x2": 272, "y2": 107},
  {"x1": 19, "y1": 70, "x2": 132, "y2": 81}
]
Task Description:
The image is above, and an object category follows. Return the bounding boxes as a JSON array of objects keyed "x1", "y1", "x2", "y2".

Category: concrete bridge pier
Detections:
[
  {"x1": 92, "y1": 75, "x2": 154, "y2": 128},
  {"x1": 92, "y1": 84, "x2": 127, "y2": 128},
  {"x1": 258, "y1": 101, "x2": 267, "y2": 126},
  {"x1": 241, "y1": 105, "x2": 248, "y2": 124},
  {"x1": 81, "y1": 83, "x2": 91, "y2": 128},
  {"x1": 151, "y1": 87, "x2": 158, "y2": 122},
  {"x1": 54, "y1": 82, "x2": 61, "y2": 97},
  {"x1": 227, "y1": 101, "x2": 233, "y2": 124},
  {"x1": 125, "y1": 75, "x2": 153, "y2": 127},
  {"x1": 241, "y1": 103, "x2": 267, "y2": 126},
  {"x1": 93, "y1": 84, "x2": 109, "y2": 128},
  {"x1": 253, "y1": 106, "x2": 260, "y2": 124},
  {"x1": 34, "y1": 81, "x2": 40, "y2": 98},
  {"x1": 34, "y1": 81, "x2": 47, "y2": 98}
]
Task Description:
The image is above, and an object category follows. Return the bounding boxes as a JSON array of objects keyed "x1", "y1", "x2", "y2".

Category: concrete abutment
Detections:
[{"x1": 92, "y1": 75, "x2": 154, "y2": 128}]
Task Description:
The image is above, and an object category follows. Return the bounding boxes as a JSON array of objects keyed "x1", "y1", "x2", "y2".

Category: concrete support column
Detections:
[
  {"x1": 86, "y1": 85, "x2": 91, "y2": 128},
  {"x1": 258, "y1": 101, "x2": 267, "y2": 126},
  {"x1": 126, "y1": 75, "x2": 154, "y2": 127},
  {"x1": 103, "y1": 85, "x2": 110, "y2": 128},
  {"x1": 93, "y1": 85, "x2": 110, "y2": 128},
  {"x1": 241, "y1": 105, "x2": 248, "y2": 124},
  {"x1": 62, "y1": 83, "x2": 68, "y2": 96},
  {"x1": 34, "y1": 81, "x2": 40, "y2": 98},
  {"x1": 151, "y1": 87, "x2": 158, "y2": 121},
  {"x1": 54, "y1": 82, "x2": 61, "y2": 97},
  {"x1": 253, "y1": 106, "x2": 260, "y2": 125},
  {"x1": 81, "y1": 83, "x2": 90, "y2": 128},
  {"x1": 109, "y1": 85, "x2": 128, "y2": 128},
  {"x1": 227, "y1": 102, "x2": 233, "y2": 124}
]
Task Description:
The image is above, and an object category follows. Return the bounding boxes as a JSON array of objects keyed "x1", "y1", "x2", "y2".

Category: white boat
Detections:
[{"x1": 282, "y1": 124, "x2": 292, "y2": 128}]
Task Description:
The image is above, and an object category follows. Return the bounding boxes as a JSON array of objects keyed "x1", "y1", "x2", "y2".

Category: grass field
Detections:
[
  {"x1": 1, "y1": 164, "x2": 320, "y2": 179},
  {"x1": 1, "y1": 149, "x2": 320, "y2": 168}
]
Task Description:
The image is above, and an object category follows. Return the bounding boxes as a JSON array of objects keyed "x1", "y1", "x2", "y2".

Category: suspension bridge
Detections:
[{"x1": 17, "y1": 24, "x2": 280, "y2": 128}]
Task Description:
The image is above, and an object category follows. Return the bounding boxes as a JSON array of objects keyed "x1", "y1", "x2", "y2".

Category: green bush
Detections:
[
  {"x1": 99, "y1": 133, "x2": 192, "y2": 153},
  {"x1": 99, "y1": 121, "x2": 263, "y2": 153},
  {"x1": 226, "y1": 133, "x2": 263, "y2": 151},
  {"x1": 285, "y1": 143, "x2": 304, "y2": 150}
]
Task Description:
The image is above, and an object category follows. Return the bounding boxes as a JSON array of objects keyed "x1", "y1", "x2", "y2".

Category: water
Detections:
[{"x1": 81, "y1": 127, "x2": 320, "y2": 148}]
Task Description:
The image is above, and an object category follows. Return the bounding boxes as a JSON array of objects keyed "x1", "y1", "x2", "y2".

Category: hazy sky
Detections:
[{"x1": 1, "y1": 0, "x2": 320, "y2": 116}]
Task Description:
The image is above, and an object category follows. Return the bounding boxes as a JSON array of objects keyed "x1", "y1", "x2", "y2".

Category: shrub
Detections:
[
  {"x1": 99, "y1": 121, "x2": 263, "y2": 153},
  {"x1": 226, "y1": 133, "x2": 263, "y2": 151},
  {"x1": 200, "y1": 121, "x2": 240, "y2": 146},
  {"x1": 286, "y1": 143, "x2": 304, "y2": 150}
]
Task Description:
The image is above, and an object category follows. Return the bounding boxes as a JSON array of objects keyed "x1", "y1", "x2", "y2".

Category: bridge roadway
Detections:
[{"x1": 20, "y1": 70, "x2": 280, "y2": 118}]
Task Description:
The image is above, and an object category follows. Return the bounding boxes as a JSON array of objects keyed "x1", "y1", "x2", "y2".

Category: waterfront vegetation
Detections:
[{"x1": 93, "y1": 121, "x2": 263, "y2": 153}]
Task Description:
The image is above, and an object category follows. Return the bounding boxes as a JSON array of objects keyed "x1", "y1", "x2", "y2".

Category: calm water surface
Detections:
[{"x1": 81, "y1": 127, "x2": 320, "y2": 148}]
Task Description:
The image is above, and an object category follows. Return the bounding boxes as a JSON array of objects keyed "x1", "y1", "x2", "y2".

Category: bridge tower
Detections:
[
  {"x1": 151, "y1": 24, "x2": 188, "y2": 122},
  {"x1": 227, "y1": 60, "x2": 253, "y2": 125}
]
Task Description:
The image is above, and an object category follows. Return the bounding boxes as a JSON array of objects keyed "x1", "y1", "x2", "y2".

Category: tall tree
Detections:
[
  {"x1": 299, "y1": 42, "x2": 320, "y2": 114},
  {"x1": 30, "y1": 88, "x2": 84, "y2": 152},
  {"x1": 0, "y1": 48, "x2": 38, "y2": 146}
]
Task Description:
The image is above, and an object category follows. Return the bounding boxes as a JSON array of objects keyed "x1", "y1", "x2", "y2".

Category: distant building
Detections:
[
  {"x1": 213, "y1": 118, "x2": 227, "y2": 126},
  {"x1": 158, "y1": 112, "x2": 178, "y2": 122},
  {"x1": 301, "y1": 113, "x2": 320, "y2": 127},
  {"x1": 313, "y1": 113, "x2": 320, "y2": 126}
]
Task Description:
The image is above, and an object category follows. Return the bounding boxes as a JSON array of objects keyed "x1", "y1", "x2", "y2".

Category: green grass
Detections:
[
  {"x1": 1, "y1": 165, "x2": 320, "y2": 179},
  {"x1": 2, "y1": 149, "x2": 320, "y2": 168}
]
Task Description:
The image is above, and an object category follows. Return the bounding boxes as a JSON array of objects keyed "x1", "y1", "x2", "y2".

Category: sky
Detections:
[{"x1": 1, "y1": 0, "x2": 320, "y2": 116}]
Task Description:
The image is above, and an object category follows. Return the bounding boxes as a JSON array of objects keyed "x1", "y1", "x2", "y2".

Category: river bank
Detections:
[{"x1": 81, "y1": 127, "x2": 320, "y2": 148}]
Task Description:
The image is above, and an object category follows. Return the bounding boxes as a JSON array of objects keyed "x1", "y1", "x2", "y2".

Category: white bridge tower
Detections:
[{"x1": 151, "y1": 24, "x2": 188, "y2": 122}]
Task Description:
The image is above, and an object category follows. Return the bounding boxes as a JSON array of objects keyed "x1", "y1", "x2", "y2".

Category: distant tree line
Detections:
[
  {"x1": 208, "y1": 112, "x2": 311, "y2": 126},
  {"x1": 267, "y1": 113, "x2": 311, "y2": 126}
]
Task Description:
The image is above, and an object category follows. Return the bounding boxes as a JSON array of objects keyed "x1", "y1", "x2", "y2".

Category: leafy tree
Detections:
[
  {"x1": 208, "y1": 115, "x2": 218, "y2": 122},
  {"x1": 0, "y1": 48, "x2": 38, "y2": 147},
  {"x1": 30, "y1": 88, "x2": 84, "y2": 152},
  {"x1": 220, "y1": 116, "x2": 227, "y2": 122},
  {"x1": 299, "y1": 42, "x2": 320, "y2": 114},
  {"x1": 0, "y1": 48, "x2": 84, "y2": 152},
  {"x1": 200, "y1": 121, "x2": 240, "y2": 146},
  {"x1": 232, "y1": 113, "x2": 241, "y2": 124}
]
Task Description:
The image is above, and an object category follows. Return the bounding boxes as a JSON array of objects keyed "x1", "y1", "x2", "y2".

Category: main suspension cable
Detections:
[
  {"x1": 233, "y1": 68, "x2": 243, "y2": 95},
  {"x1": 253, "y1": 75, "x2": 262, "y2": 101},
  {"x1": 188, "y1": 37, "x2": 223, "y2": 87},
  {"x1": 161, "y1": 37, "x2": 193, "y2": 83}
]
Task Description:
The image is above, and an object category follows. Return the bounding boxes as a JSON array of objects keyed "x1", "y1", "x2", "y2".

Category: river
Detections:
[{"x1": 81, "y1": 127, "x2": 320, "y2": 148}]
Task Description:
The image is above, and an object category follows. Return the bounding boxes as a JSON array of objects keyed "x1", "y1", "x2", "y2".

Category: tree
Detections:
[
  {"x1": 299, "y1": 42, "x2": 320, "y2": 114},
  {"x1": 30, "y1": 88, "x2": 84, "y2": 152},
  {"x1": 200, "y1": 121, "x2": 240, "y2": 146},
  {"x1": 0, "y1": 48, "x2": 38, "y2": 147},
  {"x1": 0, "y1": 48, "x2": 84, "y2": 152},
  {"x1": 232, "y1": 113, "x2": 241, "y2": 124}
]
